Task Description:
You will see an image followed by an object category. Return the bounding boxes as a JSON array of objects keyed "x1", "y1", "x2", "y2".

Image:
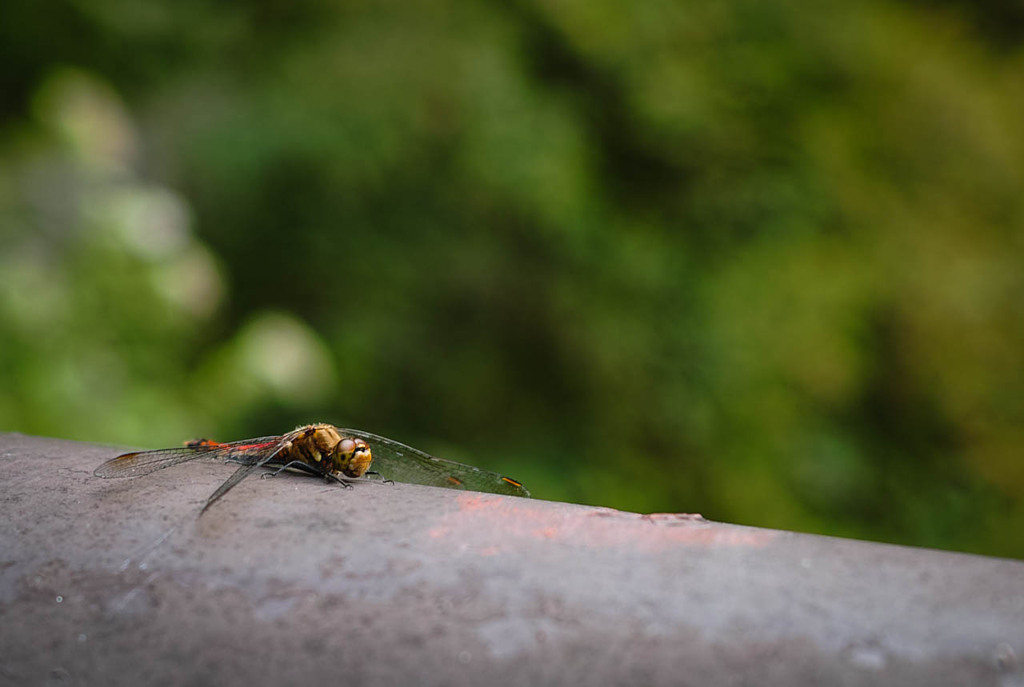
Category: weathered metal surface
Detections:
[{"x1": 1, "y1": 431, "x2": 1022, "y2": 686}]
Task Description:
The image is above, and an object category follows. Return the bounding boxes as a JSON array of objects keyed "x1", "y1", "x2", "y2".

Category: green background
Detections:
[{"x1": 2, "y1": 0, "x2": 1023, "y2": 558}]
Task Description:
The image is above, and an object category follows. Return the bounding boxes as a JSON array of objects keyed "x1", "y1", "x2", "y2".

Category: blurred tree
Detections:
[{"x1": 1, "y1": 0, "x2": 1022, "y2": 558}]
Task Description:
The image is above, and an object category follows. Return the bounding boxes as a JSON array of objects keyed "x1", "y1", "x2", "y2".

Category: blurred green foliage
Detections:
[{"x1": 2, "y1": 0, "x2": 1023, "y2": 558}]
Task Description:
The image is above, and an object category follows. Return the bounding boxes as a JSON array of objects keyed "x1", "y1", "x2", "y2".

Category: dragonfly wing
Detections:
[
  {"x1": 199, "y1": 464, "x2": 261, "y2": 514},
  {"x1": 340, "y1": 428, "x2": 530, "y2": 498},
  {"x1": 199, "y1": 440, "x2": 292, "y2": 513},
  {"x1": 94, "y1": 446, "x2": 215, "y2": 479},
  {"x1": 94, "y1": 435, "x2": 287, "y2": 479}
]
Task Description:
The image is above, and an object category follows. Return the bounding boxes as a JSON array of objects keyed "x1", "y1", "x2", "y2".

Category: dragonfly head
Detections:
[{"x1": 333, "y1": 437, "x2": 373, "y2": 478}]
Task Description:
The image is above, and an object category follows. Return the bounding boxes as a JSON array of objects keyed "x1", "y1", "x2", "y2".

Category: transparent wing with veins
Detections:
[
  {"x1": 93, "y1": 436, "x2": 288, "y2": 479},
  {"x1": 197, "y1": 440, "x2": 296, "y2": 514},
  {"x1": 340, "y1": 428, "x2": 530, "y2": 497}
]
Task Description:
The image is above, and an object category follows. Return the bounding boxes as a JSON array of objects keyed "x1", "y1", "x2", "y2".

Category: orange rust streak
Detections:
[{"x1": 425, "y1": 493, "x2": 780, "y2": 554}]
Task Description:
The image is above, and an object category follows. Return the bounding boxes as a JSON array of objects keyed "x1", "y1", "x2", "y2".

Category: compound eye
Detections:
[{"x1": 339, "y1": 438, "x2": 357, "y2": 455}]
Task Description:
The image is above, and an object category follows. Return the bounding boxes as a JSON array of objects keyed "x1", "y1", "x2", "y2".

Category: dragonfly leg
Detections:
[
  {"x1": 261, "y1": 460, "x2": 320, "y2": 479},
  {"x1": 364, "y1": 470, "x2": 395, "y2": 485},
  {"x1": 323, "y1": 472, "x2": 355, "y2": 490},
  {"x1": 258, "y1": 461, "x2": 355, "y2": 492}
]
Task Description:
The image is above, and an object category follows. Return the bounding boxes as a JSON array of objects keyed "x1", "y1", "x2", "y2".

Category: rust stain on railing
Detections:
[{"x1": 426, "y1": 493, "x2": 779, "y2": 554}]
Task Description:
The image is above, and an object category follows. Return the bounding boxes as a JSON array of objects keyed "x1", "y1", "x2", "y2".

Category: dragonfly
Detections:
[{"x1": 94, "y1": 423, "x2": 530, "y2": 513}]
